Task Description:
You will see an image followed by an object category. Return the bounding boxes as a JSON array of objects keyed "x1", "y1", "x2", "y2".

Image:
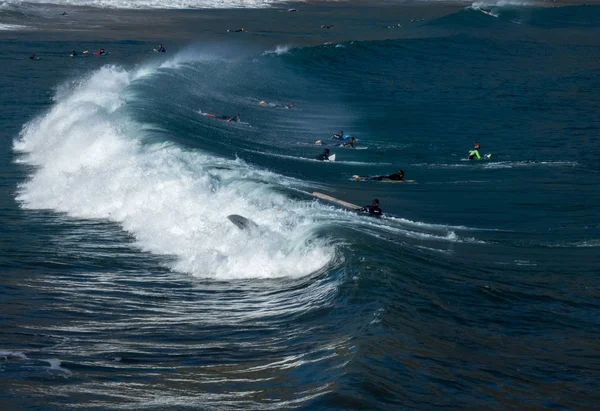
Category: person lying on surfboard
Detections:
[
  {"x1": 316, "y1": 148, "x2": 331, "y2": 161},
  {"x1": 205, "y1": 113, "x2": 240, "y2": 122},
  {"x1": 342, "y1": 137, "x2": 356, "y2": 148},
  {"x1": 353, "y1": 170, "x2": 404, "y2": 181},
  {"x1": 333, "y1": 131, "x2": 353, "y2": 141},
  {"x1": 359, "y1": 199, "x2": 383, "y2": 217}
]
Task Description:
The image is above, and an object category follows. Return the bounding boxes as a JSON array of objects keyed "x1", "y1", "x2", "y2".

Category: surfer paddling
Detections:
[
  {"x1": 353, "y1": 170, "x2": 404, "y2": 181},
  {"x1": 359, "y1": 199, "x2": 383, "y2": 217}
]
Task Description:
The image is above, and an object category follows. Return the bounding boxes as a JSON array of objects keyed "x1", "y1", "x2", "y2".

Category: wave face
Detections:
[
  {"x1": 5, "y1": 9, "x2": 600, "y2": 410},
  {"x1": 428, "y1": 3, "x2": 600, "y2": 29}
]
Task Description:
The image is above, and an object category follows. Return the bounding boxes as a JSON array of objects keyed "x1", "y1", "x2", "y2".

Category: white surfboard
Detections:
[
  {"x1": 327, "y1": 154, "x2": 336, "y2": 162},
  {"x1": 312, "y1": 192, "x2": 361, "y2": 210}
]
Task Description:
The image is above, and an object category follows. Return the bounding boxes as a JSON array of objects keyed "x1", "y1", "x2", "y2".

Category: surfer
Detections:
[
  {"x1": 29, "y1": 54, "x2": 38, "y2": 60},
  {"x1": 214, "y1": 113, "x2": 240, "y2": 122},
  {"x1": 96, "y1": 49, "x2": 107, "y2": 56},
  {"x1": 156, "y1": 44, "x2": 166, "y2": 53},
  {"x1": 468, "y1": 142, "x2": 482, "y2": 160},
  {"x1": 333, "y1": 131, "x2": 353, "y2": 141},
  {"x1": 227, "y1": 28, "x2": 245, "y2": 32},
  {"x1": 70, "y1": 50, "x2": 77, "y2": 57},
  {"x1": 353, "y1": 170, "x2": 404, "y2": 181},
  {"x1": 359, "y1": 199, "x2": 383, "y2": 217},
  {"x1": 316, "y1": 148, "x2": 331, "y2": 161},
  {"x1": 342, "y1": 137, "x2": 356, "y2": 148}
]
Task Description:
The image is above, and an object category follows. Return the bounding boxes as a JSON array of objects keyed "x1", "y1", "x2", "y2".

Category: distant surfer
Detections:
[
  {"x1": 321, "y1": 25, "x2": 334, "y2": 29},
  {"x1": 316, "y1": 148, "x2": 331, "y2": 161},
  {"x1": 333, "y1": 131, "x2": 353, "y2": 141},
  {"x1": 70, "y1": 50, "x2": 77, "y2": 57},
  {"x1": 354, "y1": 170, "x2": 404, "y2": 181},
  {"x1": 359, "y1": 199, "x2": 383, "y2": 217},
  {"x1": 96, "y1": 49, "x2": 107, "y2": 56},
  {"x1": 468, "y1": 142, "x2": 482, "y2": 160},
  {"x1": 208, "y1": 113, "x2": 240, "y2": 122},
  {"x1": 29, "y1": 54, "x2": 38, "y2": 60},
  {"x1": 258, "y1": 100, "x2": 294, "y2": 109},
  {"x1": 227, "y1": 113, "x2": 241, "y2": 122},
  {"x1": 227, "y1": 28, "x2": 245, "y2": 32},
  {"x1": 342, "y1": 137, "x2": 356, "y2": 148},
  {"x1": 155, "y1": 44, "x2": 166, "y2": 53},
  {"x1": 60, "y1": 12, "x2": 68, "y2": 16}
]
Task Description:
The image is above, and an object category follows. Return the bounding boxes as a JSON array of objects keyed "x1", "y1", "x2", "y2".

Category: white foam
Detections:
[
  {"x1": 471, "y1": 0, "x2": 532, "y2": 9},
  {"x1": 0, "y1": 350, "x2": 28, "y2": 359},
  {"x1": 0, "y1": 0, "x2": 303, "y2": 9},
  {"x1": 0, "y1": 23, "x2": 31, "y2": 31},
  {"x1": 14, "y1": 63, "x2": 334, "y2": 280},
  {"x1": 44, "y1": 358, "x2": 72, "y2": 375},
  {"x1": 263, "y1": 44, "x2": 293, "y2": 56}
]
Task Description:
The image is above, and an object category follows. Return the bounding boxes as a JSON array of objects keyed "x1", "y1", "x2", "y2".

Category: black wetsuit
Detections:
[
  {"x1": 359, "y1": 205, "x2": 383, "y2": 216},
  {"x1": 372, "y1": 172, "x2": 403, "y2": 181},
  {"x1": 316, "y1": 152, "x2": 330, "y2": 161},
  {"x1": 218, "y1": 115, "x2": 239, "y2": 122}
]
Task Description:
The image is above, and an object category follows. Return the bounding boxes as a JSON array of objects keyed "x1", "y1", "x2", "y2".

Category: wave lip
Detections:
[
  {"x1": 14, "y1": 63, "x2": 334, "y2": 280},
  {"x1": 0, "y1": 0, "x2": 295, "y2": 9}
]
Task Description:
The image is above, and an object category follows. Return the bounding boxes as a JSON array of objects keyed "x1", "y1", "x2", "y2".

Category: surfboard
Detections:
[
  {"x1": 327, "y1": 154, "x2": 336, "y2": 162},
  {"x1": 380, "y1": 179, "x2": 415, "y2": 183},
  {"x1": 227, "y1": 214, "x2": 259, "y2": 231},
  {"x1": 312, "y1": 192, "x2": 361, "y2": 210}
]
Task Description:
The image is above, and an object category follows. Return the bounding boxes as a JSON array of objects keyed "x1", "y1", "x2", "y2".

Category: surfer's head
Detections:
[
  {"x1": 474, "y1": 142, "x2": 480, "y2": 149},
  {"x1": 372, "y1": 199, "x2": 379, "y2": 206},
  {"x1": 398, "y1": 170, "x2": 404, "y2": 176},
  {"x1": 324, "y1": 148, "x2": 330, "y2": 154}
]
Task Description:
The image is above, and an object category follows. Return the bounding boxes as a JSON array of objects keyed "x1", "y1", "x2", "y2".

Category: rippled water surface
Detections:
[{"x1": 1, "y1": 2, "x2": 599, "y2": 409}]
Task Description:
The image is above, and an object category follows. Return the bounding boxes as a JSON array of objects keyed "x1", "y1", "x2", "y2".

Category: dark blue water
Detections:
[{"x1": 1, "y1": 3, "x2": 599, "y2": 409}]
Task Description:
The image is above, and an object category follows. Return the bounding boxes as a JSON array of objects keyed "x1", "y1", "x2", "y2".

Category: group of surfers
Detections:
[
  {"x1": 31, "y1": 44, "x2": 166, "y2": 60},
  {"x1": 317, "y1": 140, "x2": 488, "y2": 217}
]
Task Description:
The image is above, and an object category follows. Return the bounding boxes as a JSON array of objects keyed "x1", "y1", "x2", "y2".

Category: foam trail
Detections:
[{"x1": 14, "y1": 64, "x2": 334, "y2": 280}]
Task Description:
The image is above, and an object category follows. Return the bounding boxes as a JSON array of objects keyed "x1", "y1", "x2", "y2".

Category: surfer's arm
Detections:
[{"x1": 469, "y1": 150, "x2": 481, "y2": 160}]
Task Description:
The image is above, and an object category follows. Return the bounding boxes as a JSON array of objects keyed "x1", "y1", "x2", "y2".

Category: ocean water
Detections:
[{"x1": 1, "y1": 2, "x2": 599, "y2": 409}]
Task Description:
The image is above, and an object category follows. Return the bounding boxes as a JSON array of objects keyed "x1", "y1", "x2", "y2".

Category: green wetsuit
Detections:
[{"x1": 469, "y1": 149, "x2": 481, "y2": 160}]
